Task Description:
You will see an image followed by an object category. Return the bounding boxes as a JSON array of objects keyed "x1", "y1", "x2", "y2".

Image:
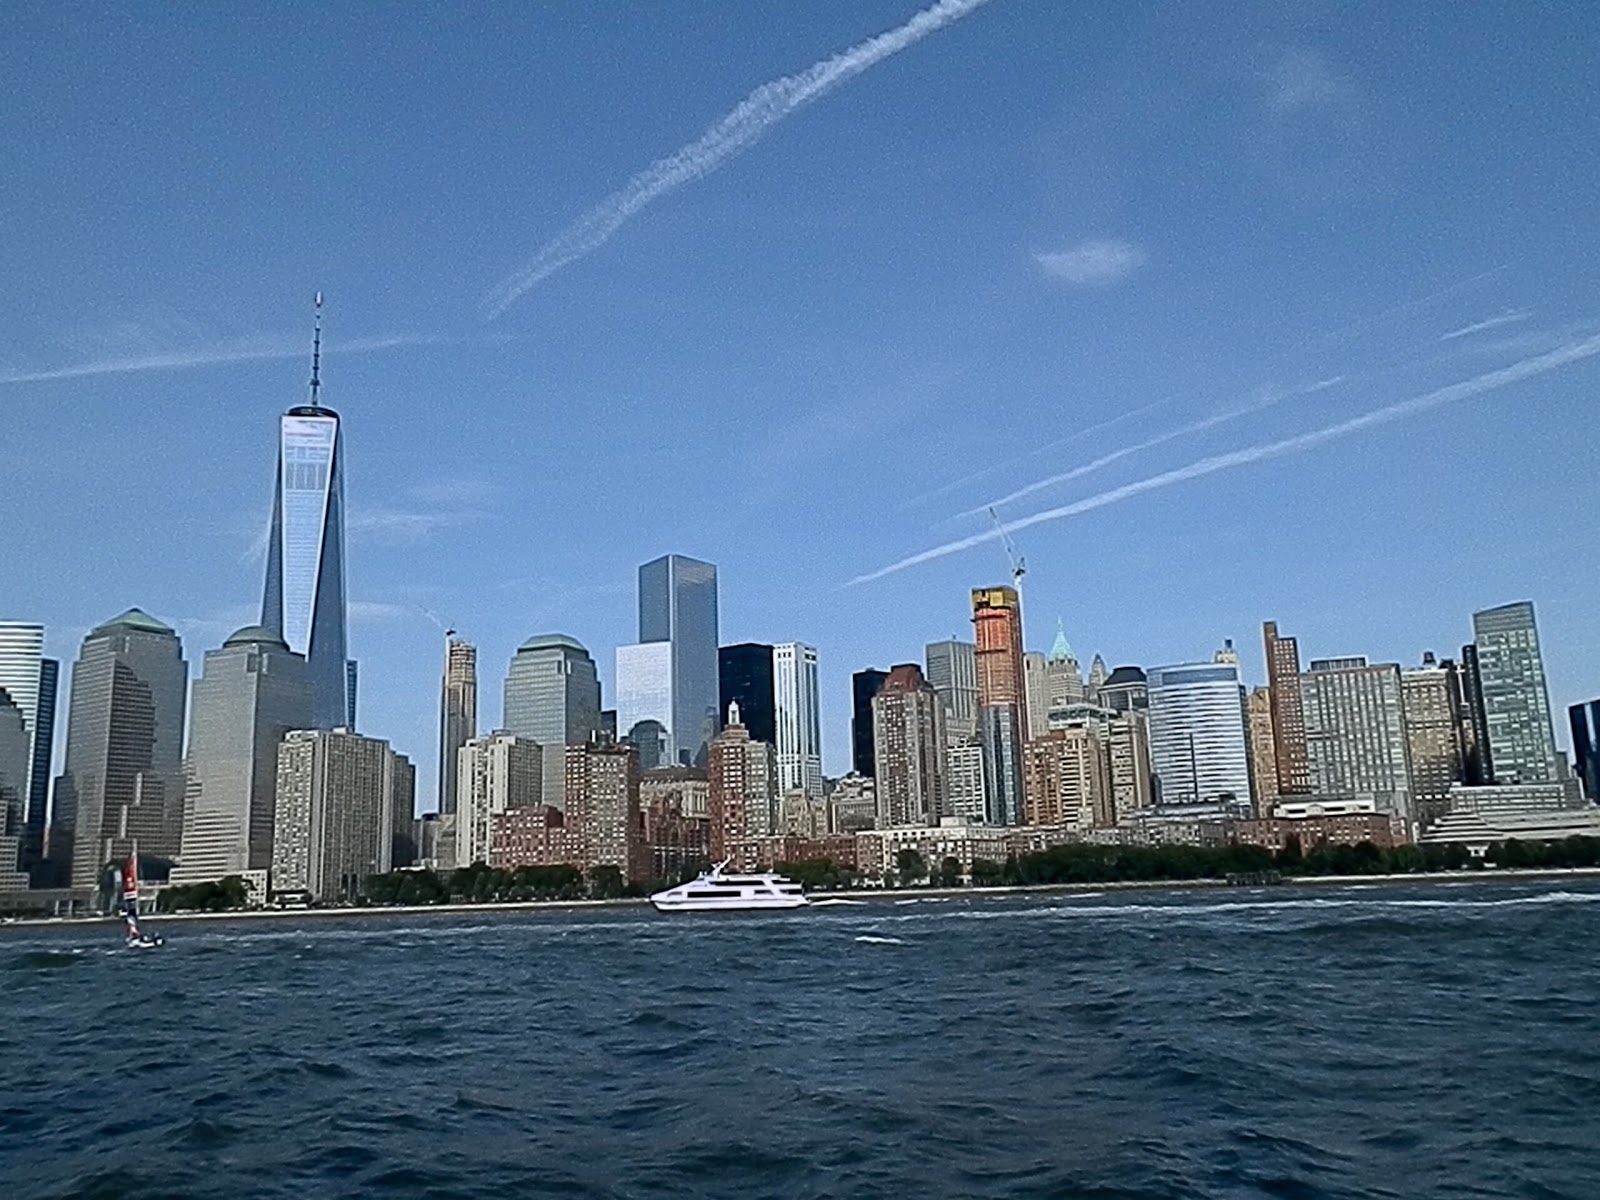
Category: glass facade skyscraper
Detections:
[
  {"x1": 504, "y1": 634, "x2": 602, "y2": 811},
  {"x1": 0, "y1": 623, "x2": 55, "y2": 874},
  {"x1": 637, "y1": 554, "x2": 719, "y2": 767},
  {"x1": 718, "y1": 643, "x2": 776, "y2": 745},
  {"x1": 261, "y1": 399, "x2": 352, "y2": 732},
  {"x1": 1146, "y1": 658, "x2": 1252, "y2": 807},
  {"x1": 925, "y1": 639, "x2": 978, "y2": 739},
  {"x1": 773, "y1": 643, "x2": 822, "y2": 799},
  {"x1": 851, "y1": 669, "x2": 889, "y2": 777},
  {"x1": 437, "y1": 638, "x2": 477, "y2": 816},
  {"x1": 1570, "y1": 700, "x2": 1600, "y2": 805},
  {"x1": 1472, "y1": 601, "x2": 1559, "y2": 784}
]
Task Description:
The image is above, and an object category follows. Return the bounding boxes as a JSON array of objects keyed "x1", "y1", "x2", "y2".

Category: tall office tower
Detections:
[
  {"x1": 1098, "y1": 666, "x2": 1148, "y2": 714},
  {"x1": 390, "y1": 753, "x2": 416, "y2": 868},
  {"x1": 437, "y1": 638, "x2": 477, "y2": 816},
  {"x1": 1023, "y1": 652, "x2": 1049, "y2": 739},
  {"x1": 637, "y1": 554, "x2": 719, "y2": 767},
  {"x1": 175, "y1": 627, "x2": 313, "y2": 884},
  {"x1": 24, "y1": 658, "x2": 57, "y2": 877},
  {"x1": 871, "y1": 664, "x2": 948, "y2": 828},
  {"x1": 851, "y1": 668, "x2": 890, "y2": 776},
  {"x1": 566, "y1": 737, "x2": 644, "y2": 882},
  {"x1": 973, "y1": 586, "x2": 1027, "y2": 825},
  {"x1": 1570, "y1": 700, "x2": 1600, "y2": 803},
  {"x1": 455, "y1": 733, "x2": 542, "y2": 868},
  {"x1": 1401, "y1": 654, "x2": 1466, "y2": 827},
  {"x1": 55, "y1": 610, "x2": 188, "y2": 889},
  {"x1": 707, "y1": 703, "x2": 777, "y2": 857},
  {"x1": 1087, "y1": 655, "x2": 1109, "y2": 701},
  {"x1": 1146, "y1": 656, "x2": 1252, "y2": 807},
  {"x1": 616, "y1": 641, "x2": 674, "y2": 761},
  {"x1": 1246, "y1": 687, "x2": 1278, "y2": 816},
  {"x1": 1299, "y1": 657, "x2": 1414, "y2": 820},
  {"x1": 945, "y1": 736, "x2": 987, "y2": 822},
  {"x1": 773, "y1": 643, "x2": 822, "y2": 800},
  {"x1": 1106, "y1": 710, "x2": 1153, "y2": 821},
  {"x1": 504, "y1": 634, "x2": 602, "y2": 812},
  {"x1": 1457, "y1": 643, "x2": 1494, "y2": 785},
  {"x1": 1262, "y1": 621, "x2": 1311, "y2": 795},
  {"x1": 1023, "y1": 726, "x2": 1111, "y2": 830},
  {"x1": 1045, "y1": 623, "x2": 1086, "y2": 710},
  {"x1": 718, "y1": 643, "x2": 776, "y2": 743},
  {"x1": 0, "y1": 690, "x2": 30, "y2": 891},
  {"x1": 260, "y1": 302, "x2": 352, "y2": 731},
  {"x1": 925, "y1": 639, "x2": 979, "y2": 739},
  {"x1": 0, "y1": 623, "x2": 50, "y2": 872},
  {"x1": 1472, "y1": 601, "x2": 1559, "y2": 784},
  {"x1": 271, "y1": 728, "x2": 397, "y2": 901}
]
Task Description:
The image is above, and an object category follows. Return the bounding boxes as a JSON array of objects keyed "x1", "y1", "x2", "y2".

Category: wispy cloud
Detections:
[
  {"x1": 345, "y1": 507, "x2": 467, "y2": 543},
  {"x1": 1035, "y1": 238, "x2": 1146, "y2": 286},
  {"x1": 849, "y1": 332, "x2": 1600, "y2": 584},
  {"x1": 349, "y1": 600, "x2": 416, "y2": 623},
  {"x1": 1439, "y1": 309, "x2": 1533, "y2": 342},
  {"x1": 0, "y1": 333, "x2": 441, "y2": 386},
  {"x1": 964, "y1": 377, "x2": 1343, "y2": 517},
  {"x1": 481, "y1": 0, "x2": 997, "y2": 319},
  {"x1": 1266, "y1": 47, "x2": 1353, "y2": 114}
]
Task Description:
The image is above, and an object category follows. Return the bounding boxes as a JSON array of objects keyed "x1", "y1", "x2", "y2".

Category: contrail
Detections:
[
  {"x1": 848, "y1": 331, "x2": 1600, "y2": 585},
  {"x1": 1439, "y1": 309, "x2": 1532, "y2": 342},
  {"x1": 481, "y1": 0, "x2": 997, "y2": 320},
  {"x1": 0, "y1": 333, "x2": 437, "y2": 386}
]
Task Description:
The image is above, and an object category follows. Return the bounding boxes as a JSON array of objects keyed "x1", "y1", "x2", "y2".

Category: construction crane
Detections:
[{"x1": 987, "y1": 506, "x2": 1026, "y2": 591}]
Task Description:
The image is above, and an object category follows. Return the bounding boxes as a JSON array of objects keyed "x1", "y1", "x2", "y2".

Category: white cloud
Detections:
[{"x1": 1035, "y1": 239, "x2": 1146, "y2": 286}]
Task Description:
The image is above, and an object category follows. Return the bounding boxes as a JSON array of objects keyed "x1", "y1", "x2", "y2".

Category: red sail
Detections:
[{"x1": 122, "y1": 853, "x2": 140, "y2": 902}]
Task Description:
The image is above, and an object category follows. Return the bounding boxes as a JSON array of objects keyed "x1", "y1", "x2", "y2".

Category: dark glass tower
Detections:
[
  {"x1": 261, "y1": 298, "x2": 352, "y2": 731},
  {"x1": 718, "y1": 643, "x2": 775, "y2": 745},
  {"x1": 851, "y1": 668, "x2": 889, "y2": 777},
  {"x1": 1571, "y1": 700, "x2": 1600, "y2": 805},
  {"x1": 22, "y1": 658, "x2": 56, "y2": 877}
]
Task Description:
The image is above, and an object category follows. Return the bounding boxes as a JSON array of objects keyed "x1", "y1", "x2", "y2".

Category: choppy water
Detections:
[{"x1": 3, "y1": 879, "x2": 1599, "y2": 1200}]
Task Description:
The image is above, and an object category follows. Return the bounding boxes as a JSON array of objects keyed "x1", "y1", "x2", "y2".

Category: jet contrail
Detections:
[
  {"x1": 0, "y1": 333, "x2": 437, "y2": 386},
  {"x1": 848, "y1": 331, "x2": 1600, "y2": 585},
  {"x1": 1439, "y1": 309, "x2": 1532, "y2": 342},
  {"x1": 481, "y1": 0, "x2": 997, "y2": 320},
  {"x1": 959, "y1": 377, "x2": 1344, "y2": 519}
]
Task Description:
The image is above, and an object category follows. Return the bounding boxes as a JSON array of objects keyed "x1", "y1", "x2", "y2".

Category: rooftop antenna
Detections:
[
  {"x1": 987, "y1": 506, "x2": 1026, "y2": 592},
  {"x1": 309, "y1": 291, "x2": 323, "y2": 406}
]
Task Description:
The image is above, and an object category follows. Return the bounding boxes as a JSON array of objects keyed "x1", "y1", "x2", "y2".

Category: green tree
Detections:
[
  {"x1": 970, "y1": 858, "x2": 1003, "y2": 886},
  {"x1": 588, "y1": 864, "x2": 625, "y2": 899},
  {"x1": 938, "y1": 856, "x2": 962, "y2": 887},
  {"x1": 894, "y1": 848, "x2": 927, "y2": 885}
]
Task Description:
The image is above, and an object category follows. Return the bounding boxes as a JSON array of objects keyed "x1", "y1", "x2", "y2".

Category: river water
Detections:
[{"x1": 3, "y1": 879, "x2": 1598, "y2": 1199}]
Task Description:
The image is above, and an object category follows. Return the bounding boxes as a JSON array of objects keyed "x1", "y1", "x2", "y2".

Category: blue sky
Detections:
[{"x1": 3, "y1": 1, "x2": 1597, "y2": 800}]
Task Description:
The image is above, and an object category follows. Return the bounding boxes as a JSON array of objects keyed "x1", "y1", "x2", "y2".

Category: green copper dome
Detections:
[
  {"x1": 1048, "y1": 619, "x2": 1074, "y2": 663},
  {"x1": 90, "y1": 608, "x2": 175, "y2": 638},
  {"x1": 223, "y1": 625, "x2": 289, "y2": 650}
]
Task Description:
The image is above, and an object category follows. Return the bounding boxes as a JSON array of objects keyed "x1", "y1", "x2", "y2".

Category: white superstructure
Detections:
[{"x1": 649, "y1": 860, "x2": 808, "y2": 912}]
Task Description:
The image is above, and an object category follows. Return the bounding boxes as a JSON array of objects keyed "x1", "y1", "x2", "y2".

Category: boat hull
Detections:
[{"x1": 650, "y1": 896, "x2": 809, "y2": 913}]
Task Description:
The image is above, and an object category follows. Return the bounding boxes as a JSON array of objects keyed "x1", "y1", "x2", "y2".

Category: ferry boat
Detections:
[{"x1": 649, "y1": 860, "x2": 809, "y2": 913}]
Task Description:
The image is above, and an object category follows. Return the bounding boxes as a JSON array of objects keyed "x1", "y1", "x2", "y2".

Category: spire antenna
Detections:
[{"x1": 309, "y1": 291, "x2": 324, "y2": 406}]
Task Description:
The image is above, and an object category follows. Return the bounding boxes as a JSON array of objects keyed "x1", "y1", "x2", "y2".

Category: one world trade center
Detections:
[{"x1": 261, "y1": 296, "x2": 355, "y2": 730}]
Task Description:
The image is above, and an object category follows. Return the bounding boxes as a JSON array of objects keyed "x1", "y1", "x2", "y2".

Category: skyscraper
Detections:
[
  {"x1": 1045, "y1": 624, "x2": 1086, "y2": 713},
  {"x1": 973, "y1": 586, "x2": 1026, "y2": 825},
  {"x1": 773, "y1": 642, "x2": 822, "y2": 800},
  {"x1": 615, "y1": 641, "x2": 674, "y2": 760},
  {"x1": 708, "y1": 703, "x2": 777, "y2": 861},
  {"x1": 1262, "y1": 622, "x2": 1310, "y2": 794},
  {"x1": 566, "y1": 737, "x2": 645, "y2": 882},
  {"x1": 1246, "y1": 686, "x2": 1278, "y2": 816},
  {"x1": 1401, "y1": 654, "x2": 1465, "y2": 827},
  {"x1": 851, "y1": 668, "x2": 889, "y2": 777},
  {"x1": 0, "y1": 623, "x2": 52, "y2": 873},
  {"x1": 260, "y1": 301, "x2": 353, "y2": 731},
  {"x1": 1097, "y1": 666, "x2": 1148, "y2": 714},
  {"x1": 175, "y1": 626, "x2": 313, "y2": 884},
  {"x1": 1300, "y1": 657, "x2": 1413, "y2": 820},
  {"x1": 1457, "y1": 643, "x2": 1494, "y2": 785},
  {"x1": 1472, "y1": 601, "x2": 1559, "y2": 784},
  {"x1": 1023, "y1": 651, "x2": 1049, "y2": 739},
  {"x1": 637, "y1": 554, "x2": 719, "y2": 767},
  {"x1": 57, "y1": 610, "x2": 188, "y2": 888},
  {"x1": 871, "y1": 664, "x2": 947, "y2": 828},
  {"x1": 1146, "y1": 655, "x2": 1252, "y2": 807},
  {"x1": 718, "y1": 643, "x2": 776, "y2": 744},
  {"x1": 1022, "y1": 726, "x2": 1111, "y2": 830},
  {"x1": 456, "y1": 733, "x2": 542, "y2": 867},
  {"x1": 0, "y1": 689, "x2": 30, "y2": 891},
  {"x1": 925, "y1": 639, "x2": 979, "y2": 740},
  {"x1": 1570, "y1": 700, "x2": 1600, "y2": 804},
  {"x1": 437, "y1": 637, "x2": 478, "y2": 816},
  {"x1": 504, "y1": 634, "x2": 602, "y2": 811},
  {"x1": 271, "y1": 728, "x2": 398, "y2": 901},
  {"x1": 1106, "y1": 710, "x2": 1154, "y2": 820}
]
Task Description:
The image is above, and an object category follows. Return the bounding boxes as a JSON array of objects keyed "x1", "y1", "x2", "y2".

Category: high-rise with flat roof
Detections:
[
  {"x1": 1300, "y1": 657, "x2": 1413, "y2": 821},
  {"x1": 456, "y1": 733, "x2": 542, "y2": 867},
  {"x1": 0, "y1": 688, "x2": 31, "y2": 890},
  {"x1": 58, "y1": 610, "x2": 188, "y2": 889},
  {"x1": 872, "y1": 664, "x2": 947, "y2": 828},
  {"x1": 708, "y1": 704, "x2": 777, "y2": 860},
  {"x1": 718, "y1": 643, "x2": 775, "y2": 744},
  {"x1": 973, "y1": 586, "x2": 1027, "y2": 825},
  {"x1": 925, "y1": 639, "x2": 978, "y2": 740},
  {"x1": 175, "y1": 626, "x2": 313, "y2": 884},
  {"x1": 271, "y1": 728, "x2": 399, "y2": 901},
  {"x1": 0, "y1": 623, "x2": 54, "y2": 875},
  {"x1": 637, "y1": 554, "x2": 719, "y2": 767},
  {"x1": 504, "y1": 634, "x2": 602, "y2": 811},
  {"x1": 1023, "y1": 726, "x2": 1111, "y2": 830},
  {"x1": 1401, "y1": 654, "x2": 1465, "y2": 827},
  {"x1": 773, "y1": 643, "x2": 822, "y2": 800},
  {"x1": 1147, "y1": 656, "x2": 1252, "y2": 807},
  {"x1": 1262, "y1": 622, "x2": 1310, "y2": 795},
  {"x1": 1570, "y1": 700, "x2": 1600, "y2": 804},
  {"x1": 1472, "y1": 601, "x2": 1559, "y2": 784},
  {"x1": 437, "y1": 638, "x2": 477, "y2": 816},
  {"x1": 1246, "y1": 687, "x2": 1277, "y2": 816},
  {"x1": 851, "y1": 668, "x2": 889, "y2": 777},
  {"x1": 260, "y1": 304, "x2": 353, "y2": 731}
]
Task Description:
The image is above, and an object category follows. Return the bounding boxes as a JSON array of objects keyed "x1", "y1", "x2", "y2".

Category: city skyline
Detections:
[{"x1": 3, "y1": 2, "x2": 1598, "y2": 803}]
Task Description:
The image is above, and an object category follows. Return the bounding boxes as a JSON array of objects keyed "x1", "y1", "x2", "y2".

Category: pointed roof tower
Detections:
[{"x1": 1048, "y1": 618, "x2": 1074, "y2": 663}]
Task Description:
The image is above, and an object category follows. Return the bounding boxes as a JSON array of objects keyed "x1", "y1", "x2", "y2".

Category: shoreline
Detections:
[{"x1": 6, "y1": 865, "x2": 1600, "y2": 930}]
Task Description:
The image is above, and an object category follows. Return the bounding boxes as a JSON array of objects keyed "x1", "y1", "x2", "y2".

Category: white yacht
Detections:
[{"x1": 649, "y1": 860, "x2": 810, "y2": 913}]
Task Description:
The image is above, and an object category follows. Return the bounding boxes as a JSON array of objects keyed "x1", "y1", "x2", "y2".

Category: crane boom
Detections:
[{"x1": 987, "y1": 506, "x2": 1026, "y2": 589}]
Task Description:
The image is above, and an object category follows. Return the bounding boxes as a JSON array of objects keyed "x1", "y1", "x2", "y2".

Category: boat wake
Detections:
[{"x1": 854, "y1": 935, "x2": 904, "y2": 946}]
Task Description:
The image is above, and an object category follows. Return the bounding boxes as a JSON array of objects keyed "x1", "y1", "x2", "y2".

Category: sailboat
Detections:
[{"x1": 120, "y1": 851, "x2": 164, "y2": 949}]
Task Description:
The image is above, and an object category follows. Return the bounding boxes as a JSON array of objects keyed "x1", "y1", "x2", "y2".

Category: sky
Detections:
[{"x1": 3, "y1": 1, "x2": 1598, "y2": 804}]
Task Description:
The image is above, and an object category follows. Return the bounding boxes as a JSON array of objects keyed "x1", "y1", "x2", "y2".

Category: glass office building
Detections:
[
  {"x1": 1146, "y1": 659, "x2": 1252, "y2": 806},
  {"x1": 504, "y1": 634, "x2": 602, "y2": 811},
  {"x1": 1472, "y1": 601, "x2": 1559, "y2": 784},
  {"x1": 637, "y1": 554, "x2": 719, "y2": 767}
]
